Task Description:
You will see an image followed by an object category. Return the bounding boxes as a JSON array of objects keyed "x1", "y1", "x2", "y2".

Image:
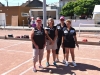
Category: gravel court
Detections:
[
  {"x1": 19, "y1": 45, "x2": 100, "y2": 75},
  {"x1": 0, "y1": 30, "x2": 100, "y2": 75}
]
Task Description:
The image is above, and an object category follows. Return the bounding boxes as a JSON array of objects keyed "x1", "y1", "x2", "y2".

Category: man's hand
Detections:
[
  {"x1": 49, "y1": 40, "x2": 53, "y2": 45},
  {"x1": 43, "y1": 44, "x2": 46, "y2": 49},
  {"x1": 76, "y1": 43, "x2": 79, "y2": 48},
  {"x1": 34, "y1": 44, "x2": 39, "y2": 49},
  {"x1": 76, "y1": 43, "x2": 79, "y2": 50}
]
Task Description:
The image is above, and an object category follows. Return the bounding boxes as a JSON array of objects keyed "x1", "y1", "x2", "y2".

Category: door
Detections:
[
  {"x1": 11, "y1": 16, "x2": 18, "y2": 26},
  {"x1": 0, "y1": 13, "x2": 6, "y2": 26}
]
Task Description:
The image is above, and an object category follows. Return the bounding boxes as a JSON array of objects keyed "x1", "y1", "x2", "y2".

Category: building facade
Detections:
[
  {"x1": 0, "y1": 2, "x2": 5, "y2": 7},
  {"x1": 0, "y1": 6, "x2": 30, "y2": 26}
]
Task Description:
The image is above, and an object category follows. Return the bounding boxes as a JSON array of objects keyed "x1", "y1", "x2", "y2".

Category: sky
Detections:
[{"x1": 0, "y1": 0, "x2": 59, "y2": 6}]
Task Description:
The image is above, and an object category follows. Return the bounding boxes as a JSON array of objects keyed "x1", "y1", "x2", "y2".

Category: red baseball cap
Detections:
[
  {"x1": 60, "y1": 16, "x2": 65, "y2": 20},
  {"x1": 36, "y1": 17, "x2": 41, "y2": 21}
]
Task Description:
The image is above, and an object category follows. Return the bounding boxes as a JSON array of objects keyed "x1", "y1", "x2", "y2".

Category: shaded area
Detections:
[{"x1": 38, "y1": 62, "x2": 100, "y2": 75}]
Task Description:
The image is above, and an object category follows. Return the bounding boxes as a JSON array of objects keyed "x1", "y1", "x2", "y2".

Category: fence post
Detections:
[
  {"x1": 23, "y1": 20, "x2": 24, "y2": 29},
  {"x1": 79, "y1": 23, "x2": 81, "y2": 37},
  {"x1": 3, "y1": 20, "x2": 5, "y2": 30}
]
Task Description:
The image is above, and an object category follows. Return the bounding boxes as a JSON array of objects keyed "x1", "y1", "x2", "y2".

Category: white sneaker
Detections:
[
  {"x1": 65, "y1": 61, "x2": 69, "y2": 66},
  {"x1": 72, "y1": 61, "x2": 77, "y2": 66},
  {"x1": 33, "y1": 68, "x2": 37, "y2": 72},
  {"x1": 62, "y1": 60, "x2": 66, "y2": 64},
  {"x1": 39, "y1": 65, "x2": 44, "y2": 70}
]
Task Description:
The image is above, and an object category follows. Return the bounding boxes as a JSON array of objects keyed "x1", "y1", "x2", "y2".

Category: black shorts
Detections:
[
  {"x1": 56, "y1": 38, "x2": 65, "y2": 54},
  {"x1": 63, "y1": 41, "x2": 75, "y2": 48}
]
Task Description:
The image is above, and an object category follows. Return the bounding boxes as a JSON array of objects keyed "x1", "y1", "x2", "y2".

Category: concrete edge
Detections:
[
  {"x1": 0, "y1": 36, "x2": 100, "y2": 46},
  {"x1": 0, "y1": 28, "x2": 32, "y2": 31},
  {"x1": 0, "y1": 36, "x2": 31, "y2": 41},
  {"x1": 78, "y1": 41, "x2": 100, "y2": 46},
  {"x1": 0, "y1": 28, "x2": 100, "y2": 32}
]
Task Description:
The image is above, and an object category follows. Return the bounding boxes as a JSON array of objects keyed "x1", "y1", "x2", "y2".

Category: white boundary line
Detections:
[
  {"x1": 75, "y1": 57, "x2": 100, "y2": 62},
  {"x1": 59, "y1": 55, "x2": 100, "y2": 62},
  {"x1": 1, "y1": 58, "x2": 32, "y2": 75},
  {"x1": 0, "y1": 49, "x2": 32, "y2": 54},
  {"x1": 19, "y1": 58, "x2": 46, "y2": 75},
  {"x1": 0, "y1": 40, "x2": 17, "y2": 43},
  {"x1": 1, "y1": 50, "x2": 46, "y2": 75},
  {"x1": 0, "y1": 41, "x2": 26, "y2": 50},
  {"x1": 19, "y1": 54, "x2": 52, "y2": 75}
]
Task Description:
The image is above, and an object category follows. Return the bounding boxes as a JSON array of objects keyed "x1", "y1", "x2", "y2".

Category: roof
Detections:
[
  {"x1": 0, "y1": 2, "x2": 5, "y2": 7},
  {"x1": 21, "y1": 1, "x2": 30, "y2": 7},
  {"x1": 21, "y1": 0, "x2": 48, "y2": 7}
]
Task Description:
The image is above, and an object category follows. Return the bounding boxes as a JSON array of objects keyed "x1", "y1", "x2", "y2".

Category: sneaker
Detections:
[
  {"x1": 33, "y1": 68, "x2": 37, "y2": 72},
  {"x1": 65, "y1": 61, "x2": 69, "y2": 66},
  {"x1": 46, "y1": 62, "x2": 50, "y2": 67},
  {"x1": 62, "y1": 60, "x2": 66, "y2": 64},
  {"x1": 72, "y1": 61, "x2": 77, "y2": 67},
  {"x1": 53, "y1": 62, "x2": 57, "y2": 66},
  {"x1": 39, "y1": 65, "x2": 44, "y2": 70}
]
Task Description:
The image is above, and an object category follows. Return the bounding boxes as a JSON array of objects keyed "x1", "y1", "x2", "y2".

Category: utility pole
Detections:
[
  {"x1": 18, "y1": 3, "x2": 19, "y2": 6},
  {"x1": 5, "y1": 0, "x2": 8, "y2": 7},
  {"x1": 29, "y1": 0, "x2": 31, "y2": 7},
  {"x1": 43, "y1": 0, "x2": 47, "y2": 27}
]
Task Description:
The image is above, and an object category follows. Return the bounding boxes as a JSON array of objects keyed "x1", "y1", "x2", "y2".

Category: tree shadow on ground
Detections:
[{"x1": 38, "y1": 62, "x2": 100, "y2": 75}]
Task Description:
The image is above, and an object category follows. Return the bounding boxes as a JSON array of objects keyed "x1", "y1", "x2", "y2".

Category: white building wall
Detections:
[
  {"x1": 59, "y1": 0, "x2": 70, "y2": 8},
  {"x1": 0, "y1": 13, "x2": 6, "y2": 26},
  {"x1": 54, "y1": 19, "x2": 95, "y2": 27}
]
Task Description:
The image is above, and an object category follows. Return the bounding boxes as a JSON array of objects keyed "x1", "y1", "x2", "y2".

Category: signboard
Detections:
[{"x1": 21, "y1": 13, "x2": 29, "y2": 17}]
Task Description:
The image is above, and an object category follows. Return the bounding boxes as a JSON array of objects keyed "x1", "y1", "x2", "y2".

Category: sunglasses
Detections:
[
  {"x1": 60, "y1": 19, "x2": 64, "y2": 21},
  {"x1": 36, "y1": 20, "x2": 41, "y2": 22}
]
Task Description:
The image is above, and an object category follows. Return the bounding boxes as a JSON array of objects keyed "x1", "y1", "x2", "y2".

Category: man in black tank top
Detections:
[
  {"x1": 56, "y1": 16, "x2": 66, "y2": 64},
  {"x1": 31, "y1": 18, "x2": 46, "y2": 72}
]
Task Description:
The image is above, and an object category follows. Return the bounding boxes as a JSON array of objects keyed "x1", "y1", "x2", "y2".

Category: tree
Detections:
[
  {"x1": 74, "y1": 0, "x2": 94, "y2": 16},
  {"x1": 60, "y1": 0, "x2": 100, "y2": 17},
  {"x1": 60, "y1": 1, "x2": 75, "y2": 18}
]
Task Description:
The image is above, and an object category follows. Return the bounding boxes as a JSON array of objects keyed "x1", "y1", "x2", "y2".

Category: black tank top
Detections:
[
  {"x1": 45, "y1": 26, "x2": 56, "y2": 40},
  {"x1": 56, "y1": 23, "x2": 66, "y2": 39},
  {"x1": 33, "y1": 27, "x2": 45, "y2": 49},
  {"x1": 62, "y1": 27, "x2": 76, "y2": 42}
]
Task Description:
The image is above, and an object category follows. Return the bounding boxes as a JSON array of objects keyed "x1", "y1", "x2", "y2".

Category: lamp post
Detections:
[{"x1": 43, "y1": 0, "x2": 47, "y2": 27}]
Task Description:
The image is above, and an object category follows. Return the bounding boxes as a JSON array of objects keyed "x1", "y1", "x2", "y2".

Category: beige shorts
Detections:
[
  {"x1": 33, "y1": 48, "x2": 44, "y2": 62},
  {"x1": 46, "y1": 40, "x2": 57, "y2": 50}
]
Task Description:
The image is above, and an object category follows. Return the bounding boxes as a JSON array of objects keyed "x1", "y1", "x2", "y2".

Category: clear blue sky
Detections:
[{"x1": 0, "y1": 0, "x2": 59, "y2": 6}]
